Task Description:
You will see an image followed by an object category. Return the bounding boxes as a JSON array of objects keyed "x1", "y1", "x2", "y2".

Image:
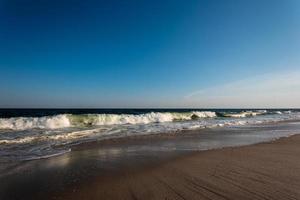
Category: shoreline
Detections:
[{"x1": 1, "y1": 133, "x2": 300, "y2": 199}]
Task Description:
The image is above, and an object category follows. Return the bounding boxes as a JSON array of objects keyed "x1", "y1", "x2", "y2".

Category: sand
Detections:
[
  {"x1": 52, "y1": 134, "x2": 300, "y2": 200},
  {"x1": 1, "y1": 133, "x2": 300, "y2": 200}
]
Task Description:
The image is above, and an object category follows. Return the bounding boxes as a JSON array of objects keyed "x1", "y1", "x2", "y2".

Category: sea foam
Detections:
[
  {"x1": 0, "y1": 112, "x2": 216, "y2": 130},
  {"x1": 0, "y1": 114, "x2": 70, "y2": 130}
]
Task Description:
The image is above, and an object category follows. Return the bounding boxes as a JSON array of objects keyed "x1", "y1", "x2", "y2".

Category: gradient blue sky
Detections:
[{"x1": 0, "y1": 0, "x2": 299, "y2": 108}]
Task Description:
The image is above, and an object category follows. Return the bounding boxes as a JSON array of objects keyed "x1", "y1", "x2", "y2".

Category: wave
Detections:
[
  {"x1": 0, "y1": 115, "x2": 70, "y2": 130},
  {"x1": 0, "y1": 110, "x2": 294, "y2": 131},
  {"x1": 217, "y1": 110, "x2": 268, "y2": 118},
  {"x1": 0, "y1": 118, "x2": 270, "y2": 145},
  {"x1": 0, "y1": 115, "x2": 289, "y2": 145},
  {"x1": 0, "y1": 109, "x2": 298, "y2": 162},
  {"x1": 0, "y1": 111, "x2": 216, "y2": 130}
]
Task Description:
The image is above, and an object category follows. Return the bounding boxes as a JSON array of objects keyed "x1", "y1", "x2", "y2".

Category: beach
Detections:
[
  {"x1": 55, "y1": 134, "x2": 300, "y2": 200},
  {"x1": 2, "y1": 0, "x2": 300, "y2": 199},
  {"x1": 2, "y1": 0, "x2": 299, "y2": 198},
  {"x1": 1, "y1": 130, "x2": 300, "y2": 200}
]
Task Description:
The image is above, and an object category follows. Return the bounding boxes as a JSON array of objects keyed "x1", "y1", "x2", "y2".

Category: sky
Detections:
[{"x1": 0, "y1": 0, "x2": 300, "y2": 108}]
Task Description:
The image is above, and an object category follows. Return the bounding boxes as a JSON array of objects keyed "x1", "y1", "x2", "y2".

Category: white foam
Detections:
[
  {"x1": 223, "y1": 110, "x2": 267, "y2": 118},
  {"x1": 0, "y1": 110, "x2": 295, "y2": 131},
  {"x1": 0, "y1": 112, "x2": 216, "y2": 130},
  {"x1": 73, "y1": 112, "x2": 216, "y2": 126},
  {"x1": 0, "y1": 115, "x2": 71, "y2": 130}
]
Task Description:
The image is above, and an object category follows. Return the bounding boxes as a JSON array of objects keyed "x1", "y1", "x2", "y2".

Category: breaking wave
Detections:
[
  {"x1": 217, "y1": 110, "x2": 267, "y2": 118},
  {"x1": 0, "y1": 115, "x2": 70, "y2": 130},
  {"x1": 0, "y1": 109, "x2": 298, "y2": 162},
  {"x1": 0, "y1": 111, "x2": 216, "y2": 130}
]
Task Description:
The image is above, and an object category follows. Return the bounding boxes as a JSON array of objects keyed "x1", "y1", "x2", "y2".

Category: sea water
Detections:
[{"x1": 0, "y1": 109, "x2": 299, "y2": 161}]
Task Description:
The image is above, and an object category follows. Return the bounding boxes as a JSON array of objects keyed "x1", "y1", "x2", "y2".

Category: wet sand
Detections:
[
  {"x1": 1, "y1": 132, "x2": 300, "y2": 200},
  {"x1": 57, "y1": 134, "x2": 300, "y2": 199}
]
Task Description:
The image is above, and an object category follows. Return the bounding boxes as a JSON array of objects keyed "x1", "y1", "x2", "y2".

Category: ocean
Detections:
[{"x1": 0, "y1": 109, "x2": 300, "y2": 162}]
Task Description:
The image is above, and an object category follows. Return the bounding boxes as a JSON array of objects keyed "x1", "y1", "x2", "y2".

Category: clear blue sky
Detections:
[{"x1": 0, "y1": 0, "x2": 299, "y2": 108}]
